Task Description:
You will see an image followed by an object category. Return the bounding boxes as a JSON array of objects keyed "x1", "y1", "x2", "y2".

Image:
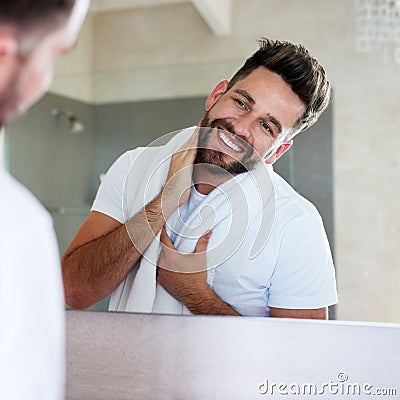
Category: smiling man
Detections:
[
  {"x1": 62, "y1": 38, "x2": 337, "y2": 319},
  {"x1": 0, "y1": 1, "x2": 89, "y2": 399}
]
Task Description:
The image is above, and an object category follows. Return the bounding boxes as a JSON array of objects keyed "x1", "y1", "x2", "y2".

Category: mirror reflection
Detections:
[{"x1": 5, "y1": 0, "x2": 400, "y2": 323}]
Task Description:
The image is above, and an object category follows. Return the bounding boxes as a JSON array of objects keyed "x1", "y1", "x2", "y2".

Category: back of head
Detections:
[
  {"x1": 0, "y1": 0, "x2": 85, "y2": 127},
  {"x1": 228, "y1": 38, "x2": 331, "y2": 136},
  {"x1": 0, "y1": 0, "x2": 76, "y2": 30}
]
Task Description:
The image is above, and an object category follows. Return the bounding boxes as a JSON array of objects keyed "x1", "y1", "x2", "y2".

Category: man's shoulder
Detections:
[
  {"x1": 112, "y1": 128, "x2": 196, "y2": 173},
  {"x1": 271, "y1": 170, "x2": 321, "y2": 221},
  {"x1": 0, "y1": 169, "x2": 50, "y2": 229}
]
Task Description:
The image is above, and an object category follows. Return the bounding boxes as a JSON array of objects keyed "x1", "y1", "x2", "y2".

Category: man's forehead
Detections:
[{"x1": 228, "y1": 71, "x2": 305, "y2": 128}]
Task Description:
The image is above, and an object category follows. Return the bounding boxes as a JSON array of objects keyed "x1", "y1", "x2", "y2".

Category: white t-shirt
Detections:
[
  {"x1": 0, "y1": 169, "x2": 65, "y2": 400},
  {"x1": 92, "y1": 149, "x2": 338, "y2": 317}
]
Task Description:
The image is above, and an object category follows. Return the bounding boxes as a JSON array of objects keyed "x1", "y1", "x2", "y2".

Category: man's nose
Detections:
[{"x1": 231, "y1": 116, "x2": 253, "y2": 139}]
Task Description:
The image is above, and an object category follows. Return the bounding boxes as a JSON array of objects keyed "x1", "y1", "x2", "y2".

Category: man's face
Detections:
[
  {"x1": 0, "y1": 0, "x2": 89, "y2": 124},
  {"x1": 197, "y1": 67, "x2": 306, "y2": 174},
  {"x1": 197, "y1": 115, "x2": 259, "y2": 175}
]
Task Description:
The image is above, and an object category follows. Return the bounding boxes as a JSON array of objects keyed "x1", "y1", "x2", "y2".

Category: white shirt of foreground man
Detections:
[
  {"x1": 0, "y1": 1, "x2": 89, "y2": 399},
  {"x1": 0, "y1": 169, "x2": 64, "y2": 399}
]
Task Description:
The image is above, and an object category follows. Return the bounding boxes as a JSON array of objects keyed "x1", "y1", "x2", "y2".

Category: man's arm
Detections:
[
  {"x1": 157, "y1": 267, "x2": 240, "y2": 316},
  {"x1": 157, "y1": 228, "x2": 328, "y2": 319},
  {"x1": 62, "y1": 130, "x2": 200, "y2": 309},
  {"x1": 269, "y1": 307, "x2": 327, "y2": 319},
  {"x1": 158, "y1": 267, "x2": 326, "y2": 317},
  {"x1": 62, "y1": 194, "x2": 168, "y2": 309}
]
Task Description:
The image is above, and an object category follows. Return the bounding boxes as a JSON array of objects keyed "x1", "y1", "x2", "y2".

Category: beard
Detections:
[
  {"x1": 0, "y1": 91, "x2": 18, "y2": 127},
  {"x1": 0, "y1": 66, "x2": 30, "y2": 126},
  {"x1": 196, "y1": 113, "x2": 260, "y2": 175}
]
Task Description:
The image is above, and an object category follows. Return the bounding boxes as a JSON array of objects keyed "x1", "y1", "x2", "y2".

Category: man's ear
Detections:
[
  {"x1": 265, "y1": 141, "x2": 293, "y2": 164},
  {"x1": 0, "y1": 32, "x2": 18, "y2": 58},
  {"x1": 205, "y1": 80, "x2": 229, "y2": 111},
  {"x1": 0, "y1": 32, "x2": 19, "y2": 92}
]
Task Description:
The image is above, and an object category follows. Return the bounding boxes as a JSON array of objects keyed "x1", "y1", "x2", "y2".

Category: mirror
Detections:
[{"x1": 5, "y1": 0, "x2": 400, "y2": 322}]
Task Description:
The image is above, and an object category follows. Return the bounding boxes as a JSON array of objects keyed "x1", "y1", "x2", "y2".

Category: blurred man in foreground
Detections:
[{"x1": 0, "y1": 1, "x2": 89, "y2": 399}]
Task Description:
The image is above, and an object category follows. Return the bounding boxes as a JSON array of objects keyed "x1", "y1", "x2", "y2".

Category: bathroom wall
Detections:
[
  {"x1": 91, "y1": 97, "x2": 206, "y2": 200},
  {"x1": 51, "y1": 11, "x2": 94, "y2": 102},
  {"x1": 277, "y1": 103, "x2": 334, "y2": 250},
  {"x1": 7, "y1": 94, "x2": 95, "y2": 255}
]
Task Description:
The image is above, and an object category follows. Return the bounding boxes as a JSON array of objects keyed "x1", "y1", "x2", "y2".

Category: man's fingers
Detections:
[
  {"x1": 184, "y1": 127, "x2": 200, "y2": 149},
  {"x1": 160, "y1": 226, "x2": 175, "y2": 250},
  {"x1": 167, "y1": 129, "x2": 199, "y2": 180},
  {"x1": 193, "y1": 230, "x2": 213, "y2": 253},
  {"x1": 175, "y1": 129, "x2": 199, "y2": 159}
]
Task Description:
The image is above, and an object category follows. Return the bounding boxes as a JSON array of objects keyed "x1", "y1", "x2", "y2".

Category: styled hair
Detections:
[
  {"x1": 0, "y1": 0, "x2": 75, "y2": 29},
  {"x1": 228, "y1": 38, "x2": 331, "y2": 136}
]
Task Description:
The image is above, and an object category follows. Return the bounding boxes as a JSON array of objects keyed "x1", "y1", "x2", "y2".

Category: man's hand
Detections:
[
  {"x1": 157, "y1": 225, "x2": 212, "y2": 295},
  {"x1": 161, "y1": 129, "x2": 199, "y2": 216},
  {"x1": 157, "y1": 226, "x2": 239, "y2": 316}
]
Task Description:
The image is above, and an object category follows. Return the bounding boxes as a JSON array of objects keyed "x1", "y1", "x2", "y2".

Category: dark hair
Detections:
[
  {"x1": 0, "y1": 0, "x2": 75, "y2": 28},
  {"x1": 228, "y1": 38, "x2": 331, "y2": 135}
]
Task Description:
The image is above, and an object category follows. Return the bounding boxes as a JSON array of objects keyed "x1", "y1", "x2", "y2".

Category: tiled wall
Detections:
[{"x1": 7, "y1": 93, "x2": 95, "y2": 254}]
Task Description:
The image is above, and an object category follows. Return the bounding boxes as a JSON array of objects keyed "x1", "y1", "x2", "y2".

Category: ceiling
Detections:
[
  {"x1": 90, "y1": 0, "x2": 232, "y2": 37},
  {"x1": 91, "y1": 0, "x2": 189, "y2": 13}
]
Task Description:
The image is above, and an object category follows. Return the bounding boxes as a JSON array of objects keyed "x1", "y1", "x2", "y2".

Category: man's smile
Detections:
[{"x1": 217, "y1": 129, "x2": 245, "y2": 153}]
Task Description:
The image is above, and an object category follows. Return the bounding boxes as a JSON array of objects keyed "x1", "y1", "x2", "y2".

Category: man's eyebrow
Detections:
[
  {"x1": 234, "y1": 89, "x2": 283, "y2": 135},
  {"x1": 233, "y1": 89, "x2": 255, "y2": 105},
  {"x1": 266, "y1": 114, "x2": 282, "y2": 135}
]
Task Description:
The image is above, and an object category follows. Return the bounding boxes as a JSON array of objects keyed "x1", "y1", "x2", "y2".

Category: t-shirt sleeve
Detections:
[
  {"x1": 1, "y1": 210, "x2": 65, "y2": 400},
  {"x1": 267, "y1": 210, "x2": 338, "y2": 310},
  {"x1": 91, "y1": 151, "x2": 133, "y2": 223}
]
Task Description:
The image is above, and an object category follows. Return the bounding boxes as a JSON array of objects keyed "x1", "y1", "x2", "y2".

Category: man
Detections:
[
  {"x1": 0, "y1": 1, "x2": 89, "y2": 399},
  {"x1": 62, "y1": 38, "x2": 337, "y2": 319}
]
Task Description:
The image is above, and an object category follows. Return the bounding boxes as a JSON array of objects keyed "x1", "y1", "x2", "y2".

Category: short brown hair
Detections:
[
  {"x1": 228, "y1": 38, "x2": 331, "y2": 136},
  {"x1": 0, "y1": 0, "x2": 75, "y2": 29}
]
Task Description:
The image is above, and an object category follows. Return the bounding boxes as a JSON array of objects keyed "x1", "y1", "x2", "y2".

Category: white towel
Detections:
[{"x1": 109, "y1": 127, "x2": 275, "y2": 314}]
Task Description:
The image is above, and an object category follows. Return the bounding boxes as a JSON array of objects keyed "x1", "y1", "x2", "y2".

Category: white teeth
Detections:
[{"x1": 219, "y1": 131, "x2": 244, "y2": 152}]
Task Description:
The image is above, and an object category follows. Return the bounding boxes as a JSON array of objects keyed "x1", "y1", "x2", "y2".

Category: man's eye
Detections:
[
  {"x1": 234, "y1": 98, "x2": 247, "y2": 109},
  {"x1": 261, "y1": 121, "x2": 272, "y2": 133}
]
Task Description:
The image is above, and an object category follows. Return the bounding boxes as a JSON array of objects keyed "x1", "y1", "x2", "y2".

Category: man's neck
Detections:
[
  {"x1": 192, "y1": 163, "x2": 234, "y2": 195},
  {"x1": 0, "y1": 125, "x2": 5, "y2": 168}
]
